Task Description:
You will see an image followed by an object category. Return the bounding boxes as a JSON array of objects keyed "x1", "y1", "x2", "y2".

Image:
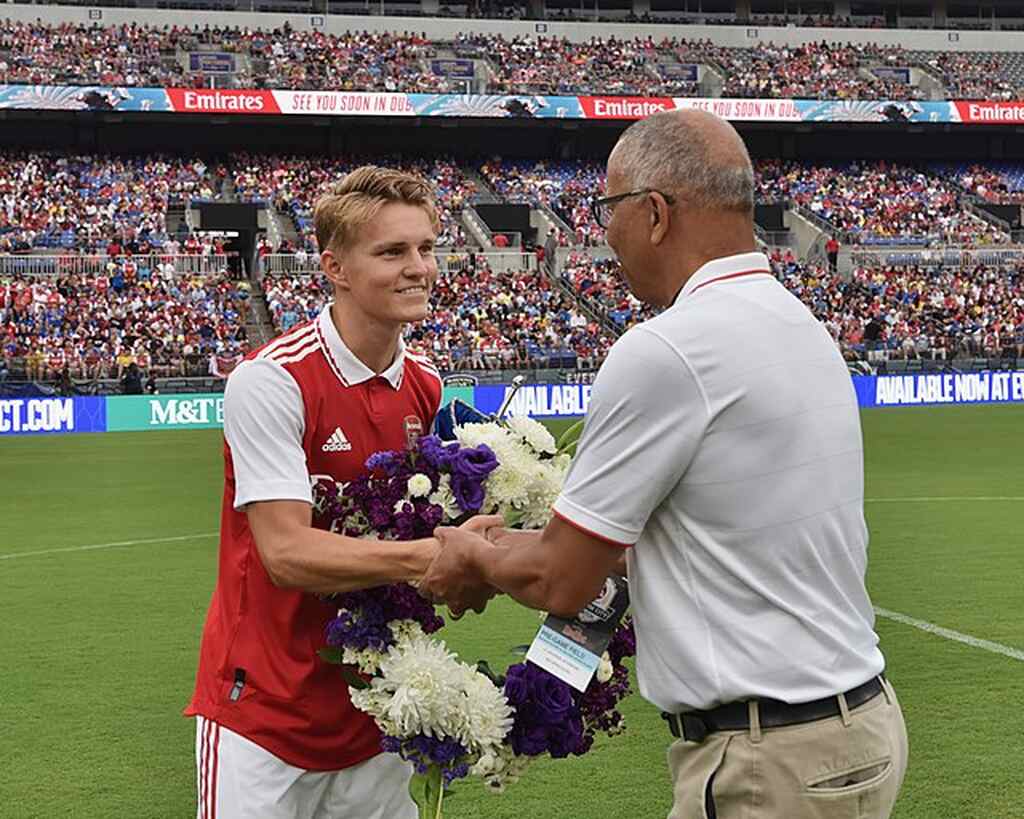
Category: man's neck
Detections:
[
  {"x1": 330, "y1": 301, "x2": 402, "y2": 374},
  {"x1": 663, "y1": 240, "x2": 760, "y2": 306}
]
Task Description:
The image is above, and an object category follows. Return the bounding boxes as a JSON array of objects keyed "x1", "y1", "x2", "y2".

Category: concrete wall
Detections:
[{"x1": 4, "y1": 3, "x2": 1024, "y2": 52}]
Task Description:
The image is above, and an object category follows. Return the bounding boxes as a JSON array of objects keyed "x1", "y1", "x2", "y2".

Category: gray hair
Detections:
[{"x1": 609, "y1": 111, "x2": 754, "y2": 213}]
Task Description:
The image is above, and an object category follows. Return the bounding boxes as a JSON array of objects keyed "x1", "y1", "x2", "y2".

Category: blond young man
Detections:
[{"x1": 186, "y1": 167, "x2": 484, "y2": 819}]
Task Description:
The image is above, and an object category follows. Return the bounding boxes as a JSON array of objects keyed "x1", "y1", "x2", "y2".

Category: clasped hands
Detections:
[{"x1": 418, "y1": 514, "x2": 507, "y2": 619}]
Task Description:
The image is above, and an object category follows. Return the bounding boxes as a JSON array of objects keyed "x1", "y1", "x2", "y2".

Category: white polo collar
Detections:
[
  {"x1": 316, "y1": 304, "x2": 405, "y2": 389},
  {"x1": 674, "y1": 252, "x2": 773, "y2": 306}
]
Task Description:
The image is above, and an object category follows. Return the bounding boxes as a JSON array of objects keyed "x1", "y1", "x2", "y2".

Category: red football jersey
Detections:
[{"x1": 185, "y1": 307, "x2": 442, "y2": 771}]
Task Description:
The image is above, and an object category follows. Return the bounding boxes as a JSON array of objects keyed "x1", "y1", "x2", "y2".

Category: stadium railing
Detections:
[
  {"x1": 259, "y1": 253, "x2": 321, "y2": 277},
  {"x1": 257, "y1": 251, "x2": 538, "y2": 277},
  {"x1": 438, "y1": 251, "x2": 538, "y2": 274},
  {"x1": 0, "y1": 254, "x2": 231, "y2": 277}
]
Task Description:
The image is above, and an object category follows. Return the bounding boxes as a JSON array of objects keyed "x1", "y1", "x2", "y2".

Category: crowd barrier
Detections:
[{"x1": 2, "y1": 374, "x2": 1022, "y2": 436}]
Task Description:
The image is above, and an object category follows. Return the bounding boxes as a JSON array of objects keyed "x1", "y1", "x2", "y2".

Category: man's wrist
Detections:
[{"x1": 403, "y1": 536, "x2": 441, "y2": 581}]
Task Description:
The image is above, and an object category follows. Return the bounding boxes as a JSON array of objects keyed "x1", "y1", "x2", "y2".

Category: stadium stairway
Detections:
[
  {"x1": 463, "y1": 168, "x2": 500, "y2": 205},
  {"x1": 246, "y1": 292, "x2": 277, "y2": 347}
]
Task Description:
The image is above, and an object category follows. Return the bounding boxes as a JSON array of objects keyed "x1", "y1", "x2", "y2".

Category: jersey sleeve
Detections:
[
  {"x1": 552, "y1": 327, "x2": 710, "y2": 546},
  {"x1": 224, "y1": 358, "x2": 312, "y2": 510}
]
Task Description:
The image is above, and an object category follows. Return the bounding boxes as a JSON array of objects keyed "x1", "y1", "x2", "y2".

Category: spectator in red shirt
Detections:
[{"x1": 826, "y1": 235, "x2": 840, "y2": 271}]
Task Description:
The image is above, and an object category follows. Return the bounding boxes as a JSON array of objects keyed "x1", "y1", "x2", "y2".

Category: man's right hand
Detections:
[{"x1": 419, "y1": 526, "x2": 498, "y2": 617}]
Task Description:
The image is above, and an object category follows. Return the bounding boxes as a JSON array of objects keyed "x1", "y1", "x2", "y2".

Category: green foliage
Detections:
[{"x1": 0, "y1": 407, "x2": 1022, "y2": 818}]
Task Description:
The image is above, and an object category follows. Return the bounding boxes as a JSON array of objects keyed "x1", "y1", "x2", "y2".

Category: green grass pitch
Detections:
[{"x1": 1, "y1": 406, "x2": 1022, "y2": 818}]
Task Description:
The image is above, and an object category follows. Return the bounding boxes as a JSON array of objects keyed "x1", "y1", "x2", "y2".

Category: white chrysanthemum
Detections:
[
  {"x1": 428, "y1": 475, "x2": 462, "y2": 522},
  {"x1": 349, "y1": 635, "x2": 512, "y2": 754},
  {"x1": 519, "y1": 461, "x2": 566, "y2": 529},
  {"x1": 458, "y1": 666, "x2": 515, "y2": 751},
  {"x1": 597, "y1": 652, "x2": 614, "y2": 684},
  {"x1": 351, "y1": 636, "x2": 463, "y2": 739},
  {"x1": 407, "y1": 473, "x2": 433, "y2": 498},
  {"x1": 453, "y1": 421, "x2": 506, "y2": 450},
  {"x1": 506, "y1": 416, "x2": 557, "y2": 454},
  {"x1": 451, "y1": 421, "x2": 571, "y2": 528}
]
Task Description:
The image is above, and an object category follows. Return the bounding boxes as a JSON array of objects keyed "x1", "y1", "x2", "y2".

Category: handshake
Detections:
[{"x1": 418, "y1": 514, "x2": 514, "y2": 619}]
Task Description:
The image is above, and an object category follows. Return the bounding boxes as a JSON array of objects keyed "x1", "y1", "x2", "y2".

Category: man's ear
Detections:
[
  {"x1": 649, "y1": 194, "x2": 670, "y2": 246},
  {"x1": 320, "y1": 248, "x2": 349, "y2": 291}
]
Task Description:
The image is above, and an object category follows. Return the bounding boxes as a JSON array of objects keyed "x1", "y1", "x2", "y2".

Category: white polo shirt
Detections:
[{"x1": 553, "y1": 252, "x2": 884, "y2": 713}]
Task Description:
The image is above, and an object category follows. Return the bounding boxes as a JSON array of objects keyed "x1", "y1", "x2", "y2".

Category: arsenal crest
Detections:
[{"x1": 403, "y1": 415, "x2": 424, "y2": 446}]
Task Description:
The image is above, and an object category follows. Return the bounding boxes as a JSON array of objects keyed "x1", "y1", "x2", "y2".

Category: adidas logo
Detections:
[{"x1": 321, "y1": 427, "x2": 352, "y2": 453}]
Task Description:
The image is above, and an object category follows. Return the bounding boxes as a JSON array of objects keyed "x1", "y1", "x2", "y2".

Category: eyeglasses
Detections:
[{"x1": 590, "y1": 188, "x2": 677, "y2": 229}]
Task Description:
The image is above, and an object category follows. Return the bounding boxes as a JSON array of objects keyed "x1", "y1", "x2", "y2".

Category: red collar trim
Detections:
[{"x1": 689, "y1": 268, "x2": 772, "y2": 295}]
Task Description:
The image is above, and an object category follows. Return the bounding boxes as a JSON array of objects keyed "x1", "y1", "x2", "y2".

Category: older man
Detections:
[{"x1": 421, "y1": 110, "x2": 908, "y2": 819}]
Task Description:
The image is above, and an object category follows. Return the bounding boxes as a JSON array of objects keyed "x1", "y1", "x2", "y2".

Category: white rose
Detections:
[{"x1": 407, "y1": 473, "x2": 433, "y2": 498}]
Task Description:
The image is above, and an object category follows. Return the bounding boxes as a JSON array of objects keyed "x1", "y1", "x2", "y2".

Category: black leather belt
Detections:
[{"x1": 662, "y1": 675, "x2": 885, "y2": 742}]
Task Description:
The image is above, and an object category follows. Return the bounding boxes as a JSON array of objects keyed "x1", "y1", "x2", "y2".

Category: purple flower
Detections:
[
  {"x1": 450, "y1": 445, "x2": 499, "y2": 482},
  {"x1": 607, "y1": 618, "x2": 636, "y2": 666},
  {"x1": 516, "y1": 725, "x2": 551, "y2": 756},
  {"x1": 504, "y1": 666, "x2": 530, "y2": 705},
  {"x1": 390, "y1": 734, "x2": 470, "y2": 785},
  {"x1": 451, "y1": 473, "x2": 486, "y2": 513},
  {"x1": 324, "y1": 582, "x2": 444, "y2": 654},
  {"x1": 365, "y1": 451, "x2": 399, "y2": 473},
  {"x1": 532, "y1": 671, "x2": 575, "y2": 724},
  {"x1": 503, "y1": 663, "x2": 587, "y2": 758},
  {"x1": 418, "y1": 435, "x2": 458, "y2": 470}
]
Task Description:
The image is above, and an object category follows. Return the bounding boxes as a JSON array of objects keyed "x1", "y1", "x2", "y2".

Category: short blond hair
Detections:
[{"x1": 313, "y1": 165, "x2": 440, "y2": 253}]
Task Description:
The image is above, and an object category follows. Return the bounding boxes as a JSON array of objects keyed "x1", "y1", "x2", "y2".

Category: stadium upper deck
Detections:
[{"x1": 5, "y1": 8, "x2": 1024, "y2": 103}]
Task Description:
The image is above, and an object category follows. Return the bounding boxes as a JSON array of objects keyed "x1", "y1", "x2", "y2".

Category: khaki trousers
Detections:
[{"x1": 667, "y1": 678, "x2": 908, "y2": 819}]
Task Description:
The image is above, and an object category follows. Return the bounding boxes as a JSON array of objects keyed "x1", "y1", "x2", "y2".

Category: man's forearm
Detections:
[
  {"x1": 470, "y1": 536, "x2": 559, "y2": 612},
  {"x1": 264, "y1": 528, "x2": 439, "y2": 594},
  {"x1": 471, "y1": 530, "x2": 604, "y2": 617}
]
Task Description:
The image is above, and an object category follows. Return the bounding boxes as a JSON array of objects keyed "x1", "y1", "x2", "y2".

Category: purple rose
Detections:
[
  {"x1": 503, "y1": 664, "x2": 530, "y2": 705},
  {"x1": 450, "y1": 445, "x2": 499, "y2": 482},
  {"x1": 548, "y1": 718, "x2": 585, "y2": 758},
  {"x1": 533, "y1": 672, "x2": 575, "y2": 724},
  {"x1": 451, "y1": 473, "x2": 486, "y2": 513},
  {"x1": 516, "y1": 725, "x2": 551, "y2": 757}
]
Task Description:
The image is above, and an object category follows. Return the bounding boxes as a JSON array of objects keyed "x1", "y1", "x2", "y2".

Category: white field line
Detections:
[
  {"x1": 0, "y1": 532, "x2": 218, "y2": 561},
  {"x1": 875, "y1": 607, "x2": 1024, "y2": 663},
  {"x1": 865, "y1": 496, "x2": 1024, "y2": 503}
]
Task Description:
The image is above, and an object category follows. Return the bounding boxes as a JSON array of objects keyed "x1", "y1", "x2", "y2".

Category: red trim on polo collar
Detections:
[{"x1": 690, "y1": 268, "x2": 772, "y2": 295}]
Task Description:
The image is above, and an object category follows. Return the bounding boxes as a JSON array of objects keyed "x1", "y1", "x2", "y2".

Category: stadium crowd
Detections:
[
  {"x1": 0, "y1": 262, "x2": 250, "y2": 389},
  {"x1": 5, "y1": 20, "x2": 1024, "y2": 101},
  {"x1": 261, "y1": 263, "x2": 614, "y2": 371},
  {"x1": 232, "y1": 154, "x2": 473, "y2": 251},
  {"x1": 913, "y1": 50, "x2": 1023, "y2": 101},
  {"x1": 478, "y1": 159, "x2": 605, "y2": 246},
  {"x1": 718, "y1": 41, "x2": 923, "y2": 100},
  {"x1": 2, "y1": 146, "x2": 1024, "y2": 383},
  {"x1": 456, "y1": 34, "x2": 698, "y2": 96},
  {"x1": 559, "y1": 251, "x2": 658, "y2": 332},
  {"x1": 756, "y1": 160, "x2": 1010, "y2": 246},
  {"x1": 941, "y1": 163, "x2": 1024, "y2": 204},
  {"x1": 0, "y1": 151, "x2": 218, "y2": 253},
  {"x1": 0, "y1": 21, "x2": 191, "y2": 87},
  {"x1": 772, "y1": 251, "x2": 1024, "y2": 360}
]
